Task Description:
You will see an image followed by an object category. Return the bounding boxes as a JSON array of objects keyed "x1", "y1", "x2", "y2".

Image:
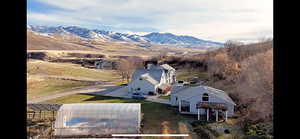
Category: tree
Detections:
[
  {"x1": 234, "y1": 49, "x2": 273, "y2": 122},
  {"x1": 116, "y1": 56, "x2": 144, "y2": 82},
  {"x1": 206, "y1": 52, "x2": 241, "y2": 82}
]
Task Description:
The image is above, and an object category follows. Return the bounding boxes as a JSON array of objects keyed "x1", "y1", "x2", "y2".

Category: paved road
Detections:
[
  {"x1": 27, "y1": 84, "x2": 122, "y2": 104},
  {"x1": 145, "y1": 96, "x2": 170, "y2": 104}
]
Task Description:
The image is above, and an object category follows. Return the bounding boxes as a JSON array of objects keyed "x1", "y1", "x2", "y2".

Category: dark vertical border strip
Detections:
[
  {"x1": 3, "y1": 0, "x2": 27, "y2": 138},
  {"x1": 273, "y1": 0, "x2": 278, "y2": 138},
  {"x1": 274, "y1": 0, "x2": 298, "y2": 138}
]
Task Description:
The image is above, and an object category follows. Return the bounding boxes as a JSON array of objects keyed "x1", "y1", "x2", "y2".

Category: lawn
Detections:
[
  {"x1": 44, "y1": 94, "x2": 198, "y2": 138},
  {"x1": 27, "y1": 60, "x2": 120, "y2": 81},
  {"x1": 176, "y1": 69, "x2": 209, "y2": 81},
  {"x1": 158, "y1": 95, "x2": 171, "y2": 99},
  {"x1": 27, "y1": 78, "x2": 94, "y2": 100}
]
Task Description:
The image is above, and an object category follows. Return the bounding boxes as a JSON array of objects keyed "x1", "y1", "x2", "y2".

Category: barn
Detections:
[{"x1": 170, "y1": 85, "x2": 236, "y2": 121}]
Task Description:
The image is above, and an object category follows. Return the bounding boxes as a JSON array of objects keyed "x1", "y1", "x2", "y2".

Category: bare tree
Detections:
[
  {"x1": 206, "y1": 52, "x2": 241, "y2": 82},
  {"x1": 234, "y1": 48, "x2": 273, "y2": 122},
  {"x1": 116, "y1": 56, "x2": 144, "y2": 82}
]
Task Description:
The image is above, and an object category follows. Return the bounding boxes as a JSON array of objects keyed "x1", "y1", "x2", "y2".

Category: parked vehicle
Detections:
[
  {"x1": 148, "y1": 91, "x2": 156, "y2": 96},
  {"x1": 131, "y1": 93, "x2": 146, "y2": 99},
  {"x1": 183, "y1": 82, "x2": 190, "y2": 86},
  {"x1": 177, "y1": 80, "x2": 184, "y2": 84},
  {"x1": 177, "y1": 80, "x2": 190, "y2": 86}
]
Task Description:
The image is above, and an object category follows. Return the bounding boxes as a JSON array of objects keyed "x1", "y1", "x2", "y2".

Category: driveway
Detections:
[
  {"x1": 145, "y1": 96, "x2": 170, "y2": 104},
  {"x1": 97, "y1": 86, "x2": 170, "y2": 104},
  {"x1": 28, "y1": 83, "x2": 171, "y2": 105},
  {"x1": 101, "y1": 86, "x2": 131, "y2": 98}
]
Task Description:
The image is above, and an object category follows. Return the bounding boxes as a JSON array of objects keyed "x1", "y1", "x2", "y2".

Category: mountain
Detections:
[
  {"x1": 143, "y1": 32, "x2": 223, "y2": 49},
  {"x1": 28, "y1": 25, "x2": 223, "y2": 49}
]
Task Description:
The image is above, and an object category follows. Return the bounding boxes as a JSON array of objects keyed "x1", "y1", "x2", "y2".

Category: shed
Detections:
[{"x1": 54, "y1": 103, "x2": 141, "y2": 137}]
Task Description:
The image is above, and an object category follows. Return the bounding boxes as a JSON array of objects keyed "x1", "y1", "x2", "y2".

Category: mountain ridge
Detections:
[{"x1": 28, "y1": 25, "x2": 224, "y2": 49}]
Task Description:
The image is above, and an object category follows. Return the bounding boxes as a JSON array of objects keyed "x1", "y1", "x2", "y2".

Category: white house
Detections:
[
  {"x1": 144, "y1": 63, "x2": 176, "y2": 84},
  {"x1": 170, "y1": 85, "x2": 236, "y2": 121},
  {"x1": 128, "y1": 62, "x2": 176, "y2": 95},
  {"x1": 128, "y1": 68, "x2": 171, "y2": 95}
]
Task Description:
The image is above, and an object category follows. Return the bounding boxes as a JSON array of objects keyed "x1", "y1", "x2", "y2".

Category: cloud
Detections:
[{"x1": 28, "y1": 0, "x2": 273, "y2": 42}]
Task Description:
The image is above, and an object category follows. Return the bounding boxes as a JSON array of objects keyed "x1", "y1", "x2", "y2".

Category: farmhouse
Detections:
[
  {"x1": 128, "y1": 68, "x2": 170, "y2": 95},
  {"x1": 170, "y1": 85, "x2": 236, "y2": 121},
  {"x1": 128, "y1": 62, "x2": 175, "y2": 95}
]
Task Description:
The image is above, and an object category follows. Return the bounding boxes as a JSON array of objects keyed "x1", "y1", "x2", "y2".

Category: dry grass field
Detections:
[
  {"x1": 27, "y1": 59, "x2": 121, "y2": 100},
  {"x1": 27, "y1": 77, "x2": 93, "y2": 100},
  {"x1": 27, "y1": 59, "x2": 119, "y2": 81}
]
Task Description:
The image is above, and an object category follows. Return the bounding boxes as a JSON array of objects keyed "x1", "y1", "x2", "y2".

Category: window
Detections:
[
  {"x1": 202, "y1": 93, "x2": 209, "y2": 101},
  {"x1": 136, "y1": 88, "x2": 141, "y2": 91}
]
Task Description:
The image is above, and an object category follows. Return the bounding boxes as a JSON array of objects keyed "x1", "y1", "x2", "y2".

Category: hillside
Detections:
[{"x1": 27, "y1": 30, "x2": 207, "y2": 59}]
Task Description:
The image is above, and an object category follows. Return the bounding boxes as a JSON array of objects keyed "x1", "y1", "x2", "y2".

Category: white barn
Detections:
[{"x1": 170, "y1": 85, "x2": 236, "y2": 121}]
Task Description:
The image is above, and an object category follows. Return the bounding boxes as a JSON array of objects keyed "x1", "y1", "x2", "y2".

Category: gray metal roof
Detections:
[
  {"x1": 172, "y1": 85, "x2": 236, "y2": 105},
  {"x1": 171, "y1": 86, "x2": 190, "y2": 94},
  {"x1": 160, "y1": 64, "x2": 175, "y2": 71},
  {"x1": 132, "y1": 68, "x2": 164, "y2": 84},
  {"x1": 140, "y1": 73, "x2": 159, "y2": 85},
  {"x1": 27, "y1": 103, "x2": 62, "y2": 111}
]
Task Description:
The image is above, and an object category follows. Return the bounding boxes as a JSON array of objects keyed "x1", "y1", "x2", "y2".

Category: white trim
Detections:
[
  {"x1": 207, "y1": 109, "x2": 209, "y2": 121},
  {"x1": 197, "y1": 109, "x2": 200, "y2": 120},
  {"x1": 216, "y1": 110, "x2": 218, "y2": 122}
]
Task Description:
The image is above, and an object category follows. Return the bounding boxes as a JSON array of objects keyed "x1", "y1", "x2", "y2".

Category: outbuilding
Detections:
[
  {"x1": 54, "y1": 103, "x2": 141, "y2": 137},
  {"x1": 170, "y1": 85, "x2": 236, "y2": 122}
]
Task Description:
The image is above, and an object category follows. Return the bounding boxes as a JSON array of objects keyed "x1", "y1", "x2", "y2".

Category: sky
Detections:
[{"x1": 27, "y1": 0, "x2": 273, "y2": 43}]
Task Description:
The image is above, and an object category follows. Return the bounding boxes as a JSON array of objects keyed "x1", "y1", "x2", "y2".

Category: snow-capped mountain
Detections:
[
  {"x1": 143, "y1": 32, "x2": 223, "y2": 49},
  {"x1": 27, "y1": 25, "x2": 223, "y2": 49}
]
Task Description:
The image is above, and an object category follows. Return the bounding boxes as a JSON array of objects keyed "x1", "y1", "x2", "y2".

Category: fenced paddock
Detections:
[{"x1": 27, "y1": 104, "x2": 62, "y2": 139}]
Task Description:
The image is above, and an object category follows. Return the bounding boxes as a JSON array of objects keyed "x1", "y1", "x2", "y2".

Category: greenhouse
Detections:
[{"x1": 54, "y1": 103, "x2": 141, "y2": 137}]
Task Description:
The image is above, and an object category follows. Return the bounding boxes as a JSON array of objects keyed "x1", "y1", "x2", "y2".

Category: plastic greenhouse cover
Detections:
[{"x1": 54, "y1": 103, "x2": 141, "y2": 136}]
